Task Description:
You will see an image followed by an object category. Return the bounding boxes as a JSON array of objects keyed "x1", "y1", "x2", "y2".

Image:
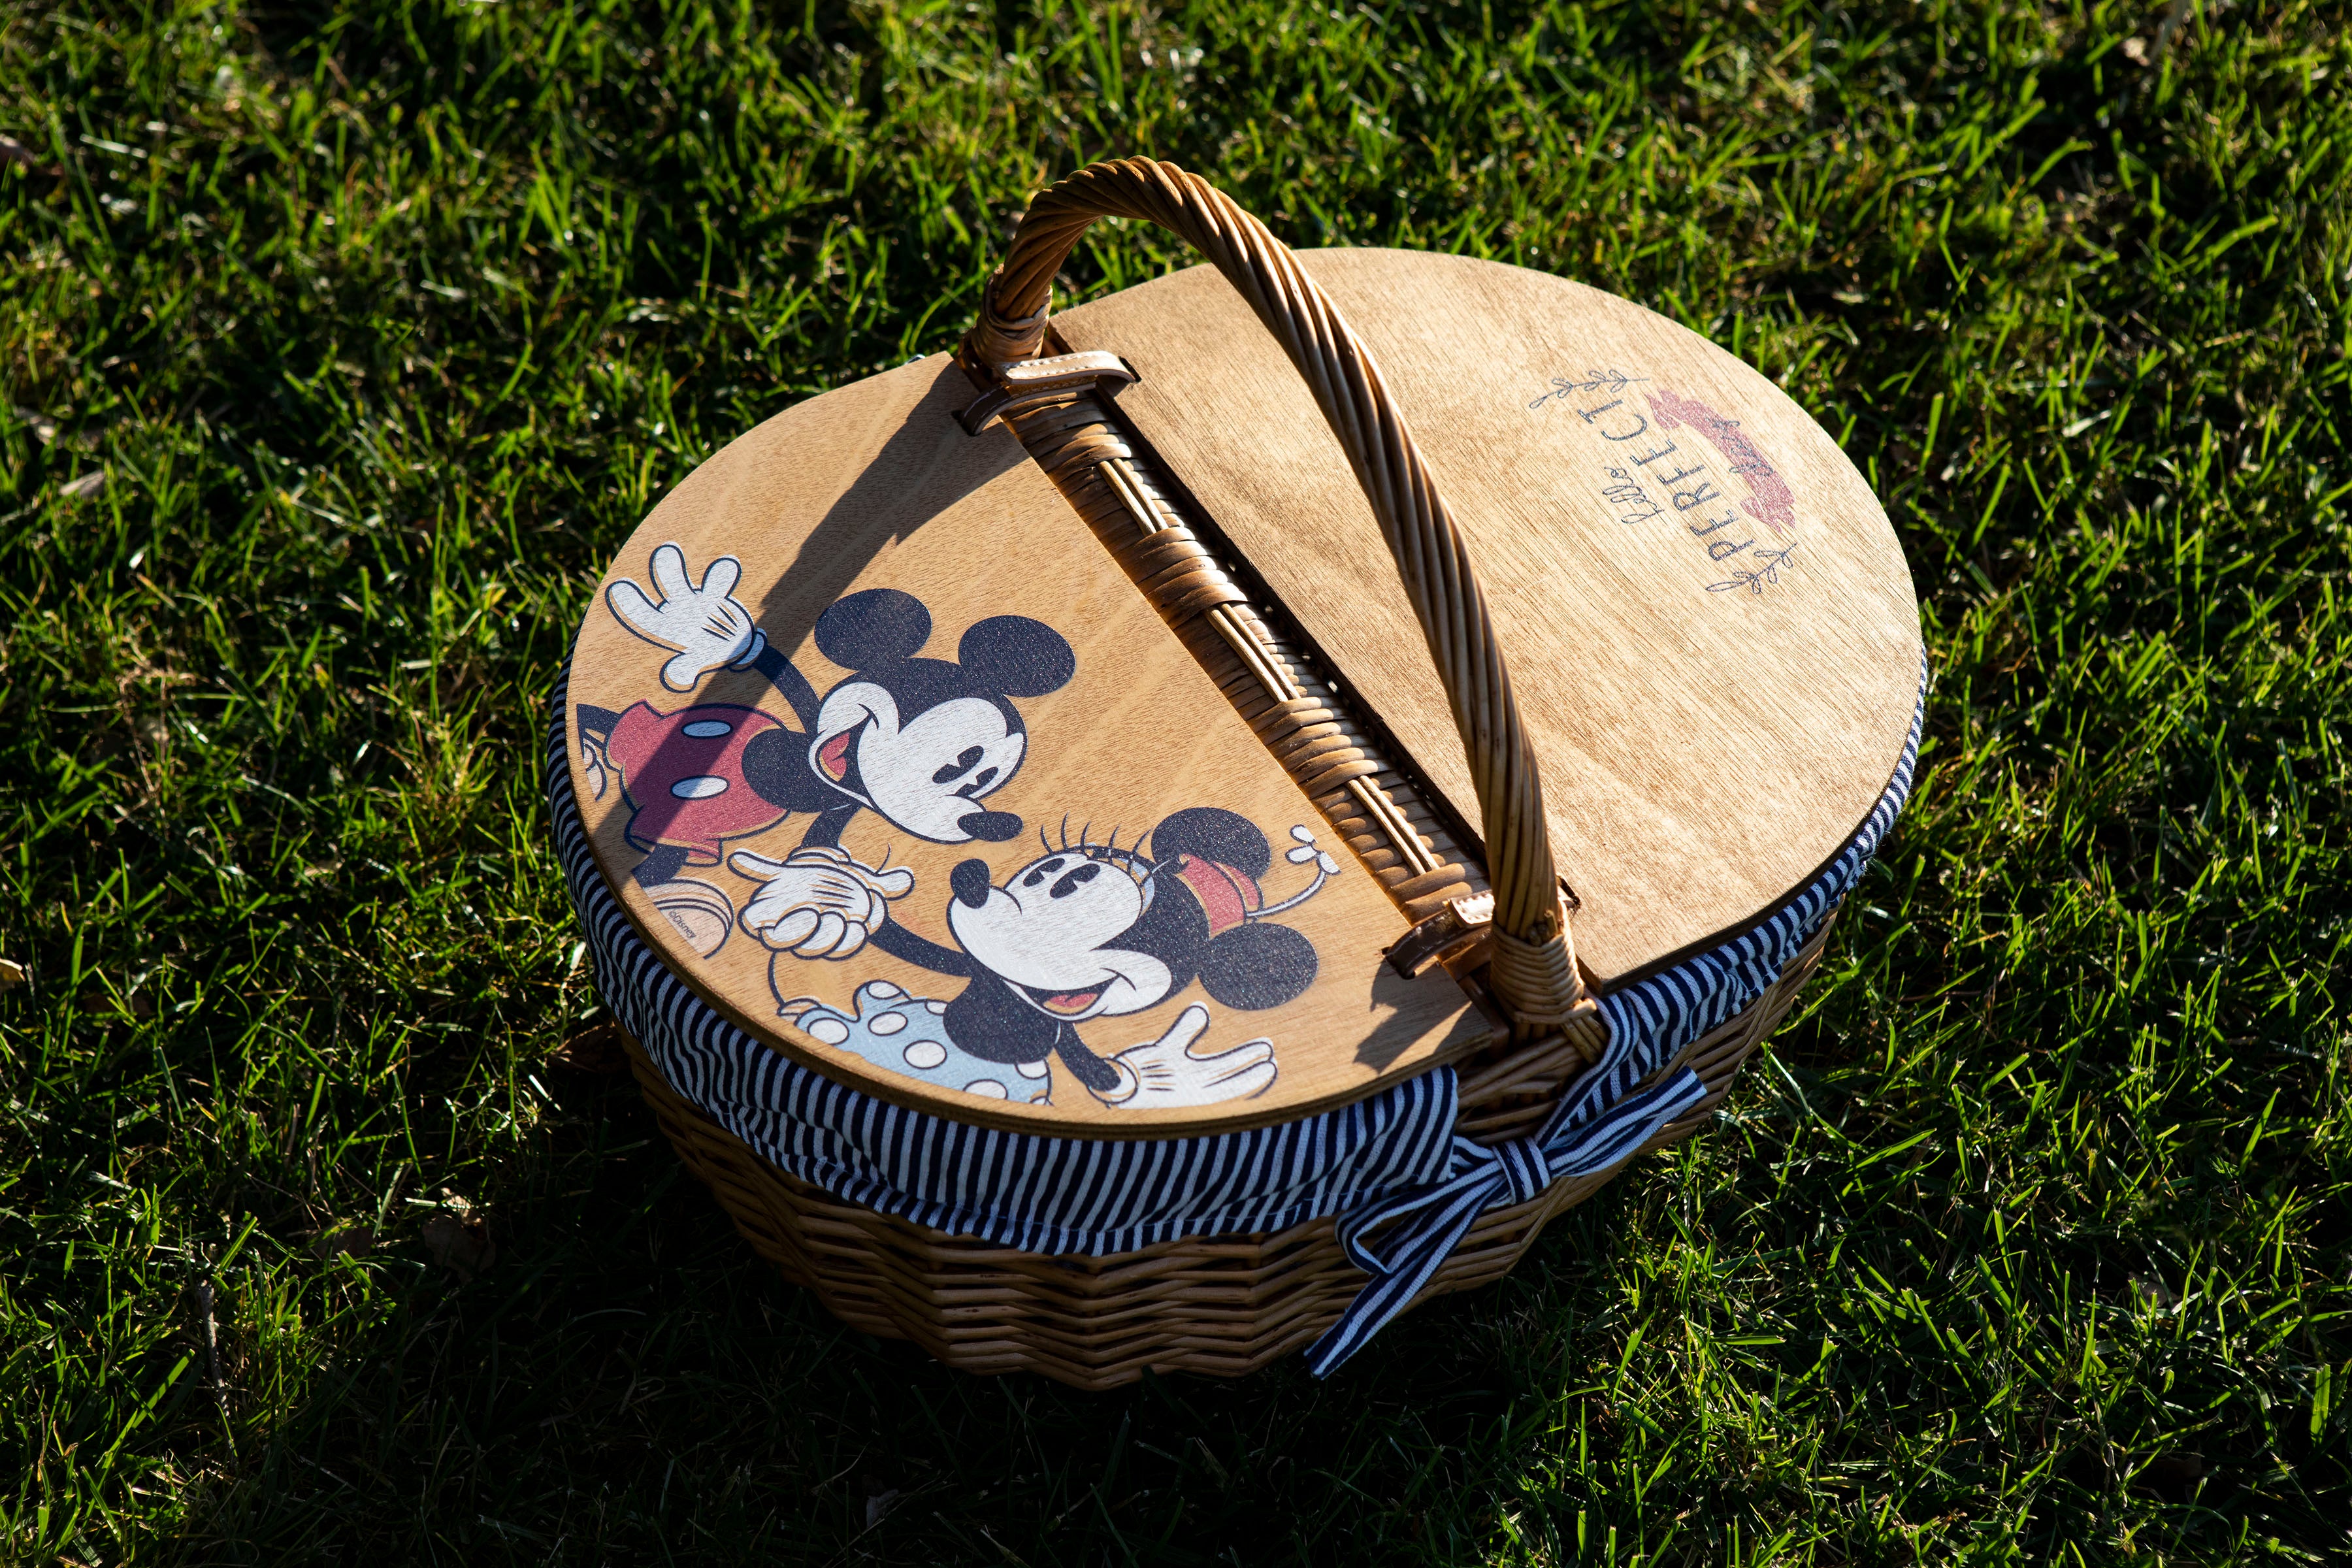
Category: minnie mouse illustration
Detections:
[
  {"x1": 576, "y1": 545, "x2": 1073, "y2": 958},
  {"x1": 776, "y1": 808, "x2": 1343, "y2": 1109}
]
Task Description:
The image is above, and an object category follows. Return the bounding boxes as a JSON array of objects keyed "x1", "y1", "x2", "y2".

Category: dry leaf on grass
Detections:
[{"x1": 422, "y1": 1196, "x2": 495, "y2": 1279}]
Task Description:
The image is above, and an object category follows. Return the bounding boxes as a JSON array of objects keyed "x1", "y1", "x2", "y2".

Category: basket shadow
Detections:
[{"x1": 180, "y1": 1059, "x2": 1600, "y2": 1567}]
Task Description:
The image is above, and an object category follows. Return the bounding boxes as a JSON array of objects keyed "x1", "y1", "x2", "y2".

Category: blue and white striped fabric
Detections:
[
  {"x1": 547, "y1": 659, "x2": 1923, "y2": 1370},
  {"x1": 1300, "y1": 665, "x2": 1926, "y2": 1373}
]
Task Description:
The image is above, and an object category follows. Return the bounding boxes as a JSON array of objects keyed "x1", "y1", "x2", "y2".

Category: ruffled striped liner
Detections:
[{"x1": 547, "y1": 658, "x2": 1924, "y2": 1362}]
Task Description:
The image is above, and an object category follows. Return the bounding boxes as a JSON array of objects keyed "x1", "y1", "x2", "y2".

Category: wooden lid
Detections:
[
  {"x1": 566, "y1": 174, "x2": 1919, "y2": 1137},
  {"x1": 566, "y1": 357, "x2": 1484, "y2": 1135},
  {"x1": 1056, "y1": 250, "x2": 1923, "y2": 984}
]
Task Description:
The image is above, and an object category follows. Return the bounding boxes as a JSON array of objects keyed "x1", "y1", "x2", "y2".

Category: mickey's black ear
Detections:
[
  {"x1": 1197, "y1": 923, "x2": 1318, "y2": 1010},
  {"x1": 815, "y1": 588, "x2": 931, "y2": 670},
  {"x1": 742, "y1": 725, "x2": 838, "y2": 813},
  {"x1": 1147, "y1": 807, "x2": 1272, "y2": 880},
  {"x1": 958, "y1": 616, "x2": 1075, "y2": 698}
]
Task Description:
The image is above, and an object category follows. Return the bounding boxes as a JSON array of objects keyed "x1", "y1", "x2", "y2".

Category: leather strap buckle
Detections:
[
  {"x1": 1385, "y1": 892, "x2": 1494, "y2": 979},
  {"x1": 956, "y1": 350, "x2": 1139, "y2": 434}
]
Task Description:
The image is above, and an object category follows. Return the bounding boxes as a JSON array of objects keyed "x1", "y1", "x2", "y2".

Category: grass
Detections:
[{"x1": 2, "y1": 0, "x2": 2348, "y2": 1561}]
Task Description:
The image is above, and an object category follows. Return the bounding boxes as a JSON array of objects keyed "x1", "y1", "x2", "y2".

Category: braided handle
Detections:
[{"x1": 966, "y1": 157, "x2": 1586, "y2": 1032}]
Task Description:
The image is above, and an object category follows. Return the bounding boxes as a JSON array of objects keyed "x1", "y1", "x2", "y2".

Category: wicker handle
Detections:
[{"x1": 966, "y1": 157, "x2": 1586, "y2": 1031}]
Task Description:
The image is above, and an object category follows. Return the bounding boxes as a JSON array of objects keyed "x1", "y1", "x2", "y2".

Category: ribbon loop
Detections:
[
  {"x1": 1304, "y1": 1000, "x2": 1715, "y2": 1378},
  {"x1": 1494, "y1": 1139, "x2": 1552, "y2": 1205}
]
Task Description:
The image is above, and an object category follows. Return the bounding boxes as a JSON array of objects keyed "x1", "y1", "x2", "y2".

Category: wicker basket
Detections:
[{"x1": 554, "y1": 158, "x2": 1921, "y2": 1387}]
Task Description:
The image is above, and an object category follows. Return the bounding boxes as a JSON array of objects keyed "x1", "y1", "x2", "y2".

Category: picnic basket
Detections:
[{"x1": 549, "y1": 158, "x2": 1923, "y2": 1387}]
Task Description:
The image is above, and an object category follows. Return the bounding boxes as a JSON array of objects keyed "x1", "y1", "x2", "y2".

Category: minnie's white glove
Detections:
[
  {"x1": 606, "y1": 542, "x2": 768, "y2": 693},
  {"x1": 1096, "y1": 1005, "x2": 1277, "y2": 1107},
  {"x1": 729, "y1": 845, "x2": 915, "y2": 960}
]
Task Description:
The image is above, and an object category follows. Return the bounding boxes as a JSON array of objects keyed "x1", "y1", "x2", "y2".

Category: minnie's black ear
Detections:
[
  {"x1": 1147, "y1": 807, "x2": 1272, "y2": 880},
  {"x1": 958, "y1": 616, "x2": 1075, "y2": 698},
  {"x1": 1196, "y1": 922, "x2": 1317, "y2": 1011},
  {"x1": 815, "y1": 588, "x2": 931, "y2": 670}
]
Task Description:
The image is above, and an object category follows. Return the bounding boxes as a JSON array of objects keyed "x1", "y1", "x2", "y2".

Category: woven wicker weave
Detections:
[
  {"x1": 619, "y1": 918, "x2": 1831, "y2": 1389},
  {"x1": 965, "y1": 158, "x2": 1593, "y2": 1043}
]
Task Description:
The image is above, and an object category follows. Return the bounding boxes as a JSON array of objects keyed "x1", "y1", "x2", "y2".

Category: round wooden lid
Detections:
[
  {"x1": 564, "y1": 247, "x2": 1919, "y2": 1136},
  {"x1": 1056, "y1": 250, "x2": 1923, "y2": 985}
]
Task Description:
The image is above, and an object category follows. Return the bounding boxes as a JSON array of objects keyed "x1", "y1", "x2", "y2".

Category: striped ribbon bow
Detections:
[{"x1": 1303, "y1": 1023, "x2": 1710, "y2": 1377}]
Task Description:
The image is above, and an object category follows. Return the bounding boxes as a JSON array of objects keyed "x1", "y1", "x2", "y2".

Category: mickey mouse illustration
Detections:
[
  {"x1": 777, "y1": 808, "x2": 1341, "y2": 1108},
  {"x1": 576, "y1": 544, "x2": 1073, "y2": 958}
]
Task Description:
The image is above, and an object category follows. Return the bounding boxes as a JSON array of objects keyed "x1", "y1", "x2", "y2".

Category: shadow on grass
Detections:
[{"x1": 187, "y1": 1063, "x2": 1569, "y2": 1565}]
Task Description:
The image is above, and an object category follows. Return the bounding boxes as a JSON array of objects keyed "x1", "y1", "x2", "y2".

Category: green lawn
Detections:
[{"x1": 3, "y1": 0, "x2": 2348, "y2": 1561}]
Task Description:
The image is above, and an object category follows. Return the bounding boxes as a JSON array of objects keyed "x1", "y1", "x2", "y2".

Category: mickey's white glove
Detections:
[
  {"x1": 1096, "y1": 1005, "x2": 1277, "y2": 1107},
  {"x1": 579, "y1": 733, "x2": 611, "y2": 802},
  {"x1": 729, "y1": 845, "x2": 915, "y2": 960},
  {"x1": 607, "y1": 542, "x2": 768, "y2": 693}
]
